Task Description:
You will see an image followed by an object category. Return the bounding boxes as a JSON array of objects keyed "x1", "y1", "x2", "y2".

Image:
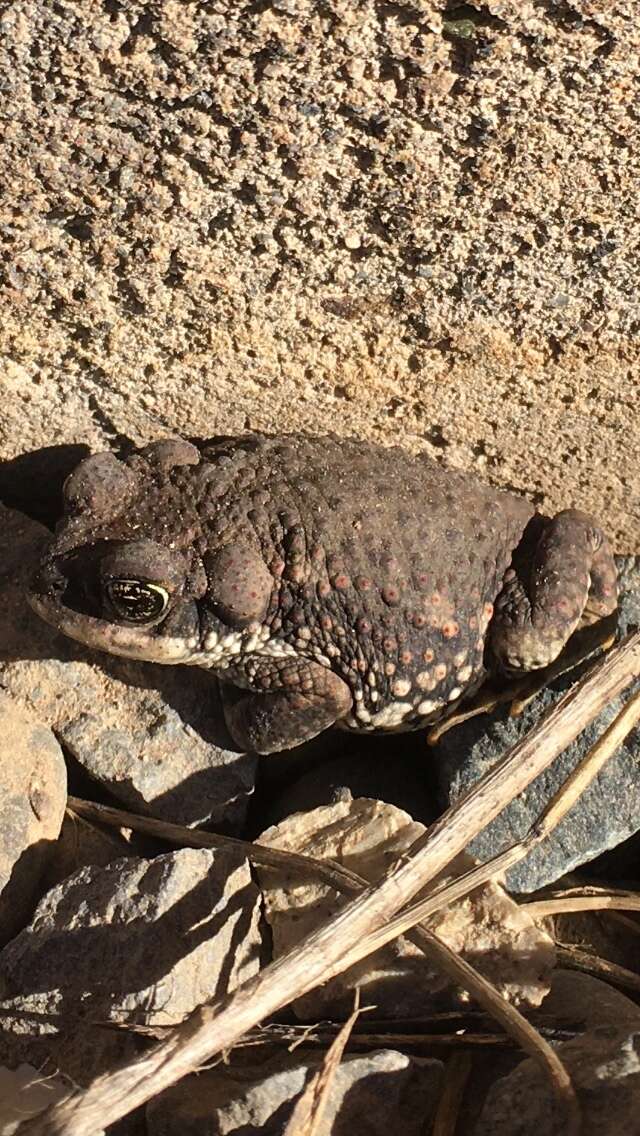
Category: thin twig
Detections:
[
  {"x1": 431, "y1": 1053, "x2": 473, "y2": 1136},
  {"x1": 20, "y1": 629, "x2": 640, "y2": 1136},
  {"x1": 407, "y1": 927, "x2": 578, "y2": 1127},
  {"x1": 119, "y1": 1019, "x2": 581, "y2": 1050},
  {"x1": 281, "y1": 1000, "x2": 360, "y2": 1136},
  {"x1": 239, "y1": 1026, "x2": 579, "y2": 1051},
  {"x1": 556, "y1": 945, "x2": 640, "y2": 993},
  {"x1": 66, "y1": 797, "x2": 339, "y2": 878}
]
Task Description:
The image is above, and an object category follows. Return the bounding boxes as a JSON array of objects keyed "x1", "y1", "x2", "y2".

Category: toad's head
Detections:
[{"x1": 29, "y1": 439, "x2": 276, "y2": 668}]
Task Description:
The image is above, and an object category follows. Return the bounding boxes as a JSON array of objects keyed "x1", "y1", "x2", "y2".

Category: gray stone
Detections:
[
  {"x1": 434, "y1": 557, "x2": 640, "y2": 892},
  {"x1": 0, "y1": 504, "x2": 257, "y2": 831},
  {"x1": 0, "y1": 847, "x2": 262, "y2": 1082},
  {"x1": 540, "y1": 970, "x2": 640, "y2": 1033},
  {"x1": 57, "y1": 698, "x2": 255, "y2": 830},
  {"x1": 0, "y1": 691, "x2": 67, "y2": 946},
  {"x1": 475, "y1": 976, "x2": 640, "y2": 1136},
  {"x1": 146, "y1": 1049, "x2": 443, "y2": 1136}
]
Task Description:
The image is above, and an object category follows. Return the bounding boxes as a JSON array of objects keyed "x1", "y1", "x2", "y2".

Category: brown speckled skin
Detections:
[{"x1": 29, "y1": 434, "x2": 618, "y2": 754}]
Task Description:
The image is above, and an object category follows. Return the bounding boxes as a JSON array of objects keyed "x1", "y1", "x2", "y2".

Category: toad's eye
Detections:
[{"x1": 104, "y1": 579, "x2": 170, "y2": 624}]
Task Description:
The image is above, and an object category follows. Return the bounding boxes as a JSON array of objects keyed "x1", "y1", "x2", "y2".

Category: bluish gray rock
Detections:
[{"x1": 434, "y1": 557, "x2": 640, "y2": 892}]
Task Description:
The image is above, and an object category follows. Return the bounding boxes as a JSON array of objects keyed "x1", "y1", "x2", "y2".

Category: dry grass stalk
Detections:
[
  {"x1": 66, "y1": 797, "x2": 333, "y2": 878},
  {"x1": 431, "y1": 1052, "x2": 473, "y2": 1136},
  {"x1": 407, "y1": 928, "x2": 580, "y2": 1134},
  {"x1": 281, "y1": 1001, "x2": 360, "y2": 1136},
  {"x1": 527, "y1": 685, "x2": 640, "y2": 835},
  {"x1": 120, "y1": 1009, "x2": 582, "y2": 1049},
  {"x1": 524, "y1": 889, "x2": 640, "y2": 918},
  {"x1": 248, "y1": 1028, "x2": 526, "y2": 1051},
  {"x1": 70, "y1": 798, "x2": 577, "y2": 1124},
  {"x1": 555, "y1": 945, "x2": 640, "y2": 993},
  {"x1": 214, "y1": 1007, "x2": 582, "y2": 1054},
  {"x1": 125, "y1": 1021, "x2": 557, "y2": 1052},
  {"x1": 21, "y1": 629, "x2": 640, "y2": 1136}
]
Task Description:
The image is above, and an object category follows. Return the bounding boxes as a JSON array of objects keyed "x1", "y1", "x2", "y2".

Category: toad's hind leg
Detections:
[
  {"x1": 490, "y1": 509, "x2": 618, "y2": 675},
  {"x1": 220, "y1": 660, "x2": 352, "y2": 754}
]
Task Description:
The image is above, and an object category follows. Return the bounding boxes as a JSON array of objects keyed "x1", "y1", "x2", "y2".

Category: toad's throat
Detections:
[
  {"x1": 28, "y1": 592, "x2": 302, "y2": 670},
  {"x1": 28, "y1": 592, "x2": 200, "y2": 663}
]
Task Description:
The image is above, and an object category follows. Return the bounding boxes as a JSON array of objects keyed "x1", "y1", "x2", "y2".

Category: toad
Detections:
[{"x1": 29, "y1": 434, "x2": 618, "y2": 754}]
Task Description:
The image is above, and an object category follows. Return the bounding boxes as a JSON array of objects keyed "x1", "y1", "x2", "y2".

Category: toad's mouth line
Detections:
[{"x1": 28, "y1": 592, "x2": 199, "y2": 664}]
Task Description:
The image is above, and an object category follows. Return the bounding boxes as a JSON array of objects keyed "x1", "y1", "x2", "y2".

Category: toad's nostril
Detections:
[
  {"x1": 30, "y1": 560, "x2": 65, "y2": 597},
  {"x1": 30, "y1": 558, "x2": 102, "y2": 620}
]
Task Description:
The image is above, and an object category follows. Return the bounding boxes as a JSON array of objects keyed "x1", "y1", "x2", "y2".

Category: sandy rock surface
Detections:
[
  {"x1": 0, "y1": 1, "x2": 637, "y2": 549},
  {"x1": 0, "y1": 847, "x2": 262, "y2": 1082},
  {"x1": 257, "y1": 796, "x2": 555, "y2": 1019},
  {"x1": 0, "y1": 692, "x2": 67, "y2": 947}
]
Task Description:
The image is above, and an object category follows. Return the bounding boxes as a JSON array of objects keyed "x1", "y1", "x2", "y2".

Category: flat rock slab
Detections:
[
  {"x1": 0, "y1": 504, "x2": 257, "y2": 830},
  {"x1": 146, "y1": 1048, "x2": 443, "y2": 1136},
  {"x1": 435, "y1": 557, "x2": 640, "y2": 892},
  {"x1": 0, "y1": 847, "x2": 261, "y2": 1082},
  {"x1": 0, "y1": 691, "x2": 67, "y2": 946},
  {"x1": 257, "y1": 797, "x2": 554, "y2": 1020}
]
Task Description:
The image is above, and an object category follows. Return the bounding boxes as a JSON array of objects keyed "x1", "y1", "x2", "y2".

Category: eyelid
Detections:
[{"x1": 144, "y1": 583, "x2": 169, "y2": 601}]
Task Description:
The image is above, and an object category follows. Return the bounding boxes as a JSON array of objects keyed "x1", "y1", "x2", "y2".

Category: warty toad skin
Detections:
[{"x1": 29, "y1": 434, "x2": 618, "y2": 754}]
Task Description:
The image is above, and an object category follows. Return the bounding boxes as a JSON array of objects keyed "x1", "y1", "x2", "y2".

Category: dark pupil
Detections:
[{"x1": 106, "y1": 580, "x2": 166, "y2": 623}]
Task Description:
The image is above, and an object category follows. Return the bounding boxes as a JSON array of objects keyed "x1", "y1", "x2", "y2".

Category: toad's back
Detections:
[{"x1": 189, "y1": 434, "x2": 535, "y2": 729}]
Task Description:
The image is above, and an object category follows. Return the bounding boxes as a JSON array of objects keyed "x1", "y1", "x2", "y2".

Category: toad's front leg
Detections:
[
  {"x1": 219, "y1": 658, "x2": 353, "y2": 754},
  {"x1": 490, "y1": 509, "x2": 618, "y2": 675}
]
